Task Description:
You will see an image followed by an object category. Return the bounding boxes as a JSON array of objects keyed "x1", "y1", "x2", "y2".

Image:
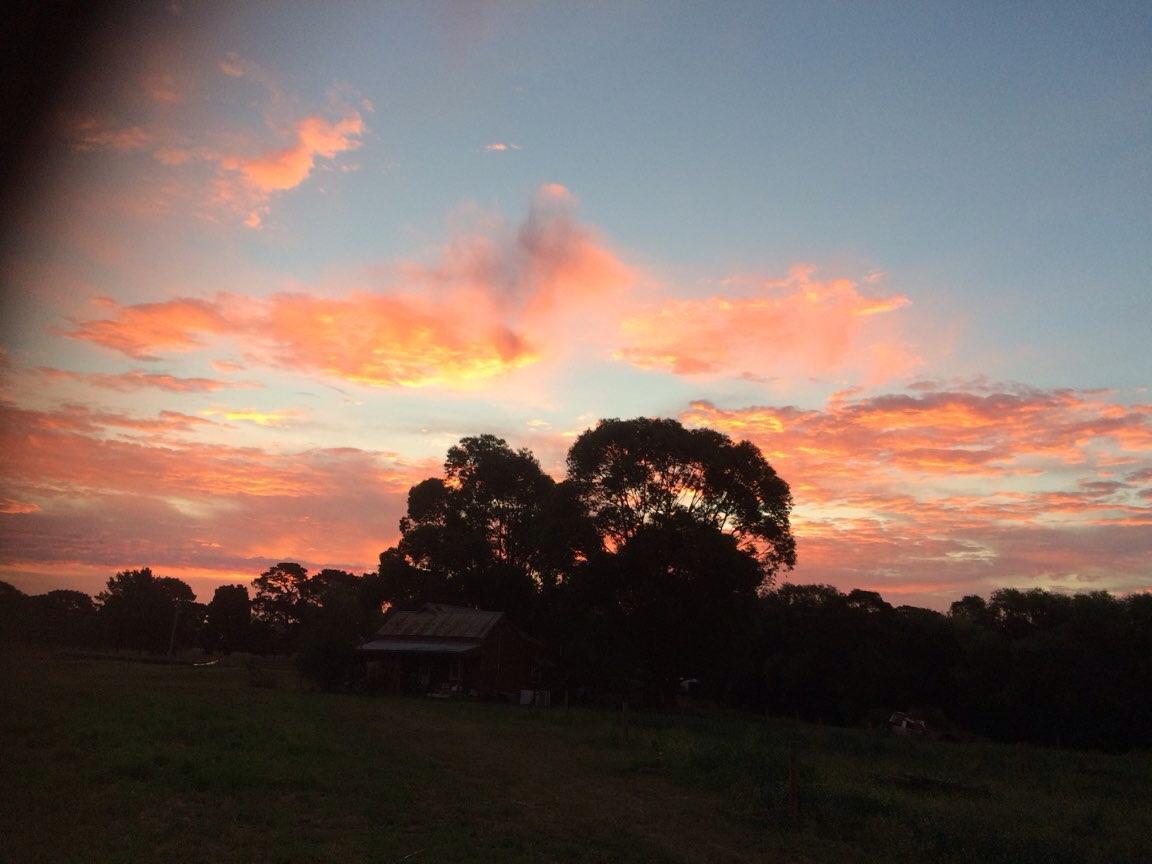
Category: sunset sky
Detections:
[{"x1": 1, "y1": 1, "x2": 1149, "y2": 608}]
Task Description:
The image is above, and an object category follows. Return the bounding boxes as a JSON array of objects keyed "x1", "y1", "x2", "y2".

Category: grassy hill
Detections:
[{"x1": 2, "y1": 648, "x2": 1149, "y2": 863}]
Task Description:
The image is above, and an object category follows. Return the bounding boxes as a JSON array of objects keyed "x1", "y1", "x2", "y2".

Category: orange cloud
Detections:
[
  {"x1": 1, "y1": 499, "x2": 40, "y2": 515},
  {"x1": 65, "y1": 48, "x2": 366, "y2": 229},
  {"x1": 36, "y1": 368, "x2": 252, "y2": 393},
  {"x1": 64, "y1": 297, "x2": 233, "y2": 360},
  {"x1": 64, "y1": 290, "x2": 536, "y2": 388},
  {"x1": 216, "y1": 111, "x2": 365, "y2": 227},
  {"x1": 617, "y1": 264, "x2": 917, "y2": 384},
  {"x1": 223, "y1": 113, "x2": 364, "y2": 193},
  {"x1": 684, "y1": 387, "x2": 1152, "y2": 482},
  {"x1": 7, "y1": 403, "x2": 216, "y2": 437},
  {"x1": 64, "y1": 186, "x2": 636, "y2": 388},
  {"x1": 681, "y1": 385, "x2": 1152, "y2": 604},
  {"x1": 401, "y1": 184, "x2": 639, "y2": 360},
  {"x1": 200, "y1": 407, "x2": 302, "y2": 427},
  {"x1": 258, "y1": 292, "x2": 536, "y2": 387},
  {"x1": 0, "y1": 402, "x2": 427, "y2": 591}
]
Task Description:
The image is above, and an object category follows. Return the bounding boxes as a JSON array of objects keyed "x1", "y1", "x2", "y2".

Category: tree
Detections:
[
  {"x1": 251, "y1": 562, "x2": 310, "y2": 648},
  {"x1": 0, "y1": 580, "x2": 27, "y2": 642},
  {"x1": 373, "y1": 547, "x2": 437, "y2": 612},
  {"x1": 297, "y1": 583, "x2": 381, "y2": 691},
  {"x1": 566, "y1": 417, "x2": 795, "y2": 582},
  {"x1": 394, "y1": 434, "x2": 592, "y2": 623},
  {"x1": 204, "y1": 584, "x2": 251, "y2": 653},
  {"x1": 97, "y1": 568, "x2": 197, "y2": 652},
  {"x1": 28, "y1": 590, "x2": 97, "y2": 646},
  {"x1": 563, "y1": 512, "x2": 764, "y2": 702}
]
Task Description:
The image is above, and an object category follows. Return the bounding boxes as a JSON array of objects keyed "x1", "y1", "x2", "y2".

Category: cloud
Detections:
[
  {"x1": 401, "y1": 183, "x2": 639, "y2": 359},
  {"x1": 36, "y1": 368, "x2": 252, "y2": 392},
  {"x1": 218, "y1": 53, "x2": 250, "y2": 78},
  {"x1": 64, "y1": 186, "x2": 637, "y2": 387},
  {"x1": 63, "y1": 297, "x2": 234, "y2": 360},
  {"x1": 65, "y1": 291, "x2": 538, "y2": 387},
  {"x1": 72, "y1": 118, "x2": 155, "y2": 152},
  {"x1": 200, "y1": 407, "x2": 302, "y2": 427},
  {"x1": 685, "y1": 387, "x2": 1152, "y2": 478},
  {"x1": 4, "y1": 403, "x2": 216, "y2": 437},
  {"x1": 0, "y1": 401, "x2": 428, "y2": 592},
  {"x1": 617, "y1": 264, "x2": 917, "y2": 384},
  {"x1": 484, "y1": 142, "x2": 521, "y2": 152},
  {"x1": 1, "y1": 499, "x2": 40, "y2": 515},
  {"x1": 259, "y1": 292, "x2": 537, "y2": 387},
  {"x1": 65, "y1": 51, "x2": 367, "y2": 229},
  {"x1": 214, "y1": 110, "x2": 365, "y2": 227},
  {"x1": 680, "y1": 385, "x2": 1152, "y2": 604},
  {"x1": 222, "y1": 113, "x2": 364, "y2": 193}
]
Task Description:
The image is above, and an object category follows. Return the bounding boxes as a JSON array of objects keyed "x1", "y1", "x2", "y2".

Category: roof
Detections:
[
  {"x1": 358, "y1": 639, "x2": 480, "y2": 655},
  {"x1": 375, "y1": 603, "x2": 503, "y2": 640}
]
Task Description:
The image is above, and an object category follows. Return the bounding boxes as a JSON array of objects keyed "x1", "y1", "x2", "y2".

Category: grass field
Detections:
[{"x1": 2, "y1": 648, "x2": 1150, "y2": 863}]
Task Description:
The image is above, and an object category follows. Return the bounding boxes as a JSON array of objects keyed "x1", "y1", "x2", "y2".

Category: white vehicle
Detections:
[{"x1": 888, "y1": 711, "x2": 928, "y2": 736}]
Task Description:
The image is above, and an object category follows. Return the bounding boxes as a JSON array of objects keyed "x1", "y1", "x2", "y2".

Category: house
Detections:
[{"x1": 357, "y1": 603, "x2": 547, "y2": 699}]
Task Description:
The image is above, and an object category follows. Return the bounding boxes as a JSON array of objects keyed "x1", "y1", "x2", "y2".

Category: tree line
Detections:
[{"x1": 2, "y1": 417, "x2": 1149, "y2": 750}]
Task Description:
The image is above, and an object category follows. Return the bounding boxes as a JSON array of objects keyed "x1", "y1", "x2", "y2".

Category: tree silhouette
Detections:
[
  {"x1": 567, "y1": 417, "x2": 795, "y2": 581},
  {"x1": 29, "y1": 589, "x2": 97, "y2": 645},
  {"x1": 97, "y1": 568, "x2": 197, "y2": 652},
  {"x1": 0, "y1": 580, "x2": 27, "y2": 641},
  {"x1": 297, "y1": 582, "x2": 380, "y2": 690},
  {"x1": 204, "y1": 584, "x2": 251, "y2": 653},
  {"x1": 251, "y1": 562, "x2": 310, "y2": 647},
  {"x1": 563, "y1": 512, "x2": 763, "y2": 702},
  {"x1": 393, "y1": 434, "x2": 592, "y2": 622}
]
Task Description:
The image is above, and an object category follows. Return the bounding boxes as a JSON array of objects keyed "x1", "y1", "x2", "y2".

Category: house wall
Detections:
[{"x1": 469, "y1": 619, "x2": 542, "y2": 696}]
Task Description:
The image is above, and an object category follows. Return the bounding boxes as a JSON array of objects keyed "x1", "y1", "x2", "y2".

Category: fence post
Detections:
[{"x1": 788, "y1": 741, "x2": 800, "y2": 821}]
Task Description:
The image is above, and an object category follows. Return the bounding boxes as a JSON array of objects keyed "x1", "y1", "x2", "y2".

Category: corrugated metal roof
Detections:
[
  {"x1": 358, "y1": 639, "x2": 480, "y2": 654},
  {"x1": 376, "y1": 603, "x2": 503, "y2": 640}
]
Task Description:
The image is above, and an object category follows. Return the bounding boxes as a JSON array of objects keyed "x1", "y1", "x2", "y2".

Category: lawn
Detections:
[{"x1": 1, "y1": 648, "x2": 1149, "y2": 863}]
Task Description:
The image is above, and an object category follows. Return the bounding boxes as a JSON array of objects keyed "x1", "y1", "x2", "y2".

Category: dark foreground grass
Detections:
[{"x1": 2, "y1": 648, "x2": 1149, "y2": 863}]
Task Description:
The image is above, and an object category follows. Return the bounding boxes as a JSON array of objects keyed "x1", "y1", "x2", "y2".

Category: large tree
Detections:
[
  {"x1": 204, "y1": 584, "x2": 251, "y2": 653},
  {"x1": 393, "y1": 434, "x2": 594, "y2": 621},
  {"x1": 561, "y1": 512, "x2": 765, "y2": 702},
  {"x1": 97, "y1": 568, "x2": 198, "y2": 652},
  {"x1": 566, "y1": 417, "x2": 795, "y2": 582},
  {"x1": 251, "y1": 562, "x2": 310, "y2": 638}
]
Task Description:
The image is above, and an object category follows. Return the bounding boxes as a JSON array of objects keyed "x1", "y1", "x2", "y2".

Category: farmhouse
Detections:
[{"x1": 357, "y1": 603, "x2": 546, "y2": 699}]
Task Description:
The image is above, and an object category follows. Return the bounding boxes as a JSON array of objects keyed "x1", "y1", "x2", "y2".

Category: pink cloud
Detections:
[
  {"x1": 0, "y1": 402, "x2": 428, "y2": 594},
  {"x1": 199, "y1": 406, "x2": 303, "y2": 428},
  {"x1": 617, "y1": 264, "x2": 917, "y2": 384},
  {"x1": 63, "y1": 186, "x2": 636, "y2": 387},
  {"x1": 257, "y1": 291, "x2": 536, "y2": 387},
  {"x1": 222, "y1": 113, "x2": 364, "y2": 193},
  {"x1": 680, "y1": 386, "x2": 1152, "y2": 604},
  {"x1": 1, "y1": 499, "x2": 40, "y2": 515},
  {"x1": 64, "y1": 50, "x2": 367, "y2": 229},
  {"x1": 36, "y1": 367, "x2": 252, "y2": 393},
  {"x1": 64, "y1": 290, "x2": 536, "y2": 387},
  {"x1": 72, "y1": 117, "x2": 154, "y2": 152},
  {"x1": 6, "y1": 403, "x2": 216, "y2": 437},
  {"x1": 64, "y1": 297, "x2": 233, "y2": 360}
]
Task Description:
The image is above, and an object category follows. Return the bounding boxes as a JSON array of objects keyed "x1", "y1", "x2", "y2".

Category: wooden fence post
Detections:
[{"x1": 788, "y1": 742, "x2": 800, "y2": 821}]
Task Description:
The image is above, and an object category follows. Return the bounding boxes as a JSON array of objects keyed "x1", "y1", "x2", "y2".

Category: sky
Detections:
[{"x1": 1, "y1": 1, "x2": 1150, "y2": 609}]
